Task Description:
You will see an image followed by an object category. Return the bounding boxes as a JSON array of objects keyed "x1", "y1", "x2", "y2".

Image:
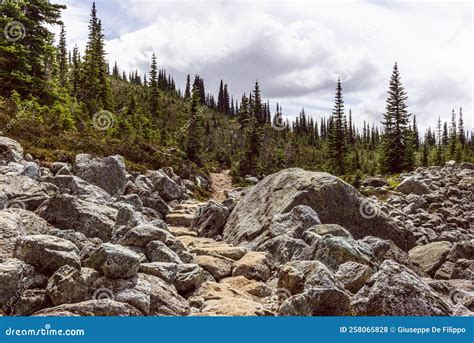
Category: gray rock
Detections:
[
  {"x1": 21, "y1": 162, "x2": 40, "y2": 179},
  {"x1": 0, "y1": 258, "x2": 47, "y2": 311},
  {"x1": 409, "y1": 241, "x2": 452, "y2": 277},
  {"x1": 85, "y1": 243, "x2": 140, "y2": 278},
  {"x1": 139, "y1": 262, "x2": 209, "y2": 293},
  {"x1": 314, "y1": 235, "x2": 375, "y2": 271},
  {"x1": 277, "y1": 260, "x2": 338, "y2": 296},
  {"x1": 14, "y1": 235, "x2": 81, "y2": 276},
  {"x1": 145, "y1": 240, "x2": 182, "y2": 264},
  {"x1": 223, "y1": 168, "x2": 415, "y2": 251},
  {"x1": 37, "y1": 194, "x2": 117, "y2": 241},
  {"x1": 335, "y1": 261, "x2": 374, "y2": 293},
  {"x1": 118, "y1": 223, "x2": 170, "y2": 247},
  {"x1": 191, "y1": 201, "x2": 229, "y2": 239},
  {"x1": 42, "y1": 175, "x2": 111, "y2": 204},
  {"x1": 46, "y1": 265, "x2": 88, "y2": 306},
  {"x1": 278, "y1": 287, "x2": 350, "y2": 316},
  {"x1": 10, "y1": 289, "x2": 51, "y2": 316},
  {"x1": 0, "y1": 208, "x2": 51, "y2": 258},
  {"x1": 351, "y1": 260, "x2": 452, "y2": 315},
  {"x1": 33, "y1": 299, "x2": 142, "y2": 316},
  {"x1": 269, "y1": 205, "x2": 321, "y2": 238},
  {"x1": 361, "y1": 177, "x2": 388, "y2": 188},
  {"x1": 395, "y1": 177, "x2": 431, "y2": 195},
  {"x1": 148, "y1": 170, "x2": 185, "y2": 201},
  {"x1": 73, "y1": 154, "x2": 127, "y2": 195},
  {"x1": 257, "y1": 235, "x2": 313, "y2": 266},
  {"x1": 0, "y1": 137, "x2": 24, "y2": 165}
]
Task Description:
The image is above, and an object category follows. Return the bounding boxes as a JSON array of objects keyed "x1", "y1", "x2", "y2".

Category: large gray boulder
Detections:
[
  {"x1": 191, "y1": 201, "x2": 229, "y2": 239},
  {"x1": 139, "y1": 262, "x2": 210, "y2": 294},
  {"x1": 351, "y1": 260, "x2": 452, "y2": 316},
  {"x1": 46, "y1": 265, "x2": 88, "y2": 306},
  {"x1": 0, "y1": 174, "x2": 57, "y2": 211},
  {"x1": 278, "y1": 287, "x2": 350, "y2": 316},
  {"x1": 223, "y1": 168, "x2": 415, "y2": 251},
  {"x1": 37, "y1": 194, "x2": 117, "y2": 241},
  {"x1": 313, "y1": 235, "x2": 375, "y2": 271},
  {"x1": 0, "y1": 258, "x2": 47, "y2": 310},
  {"x1": 33, "y1": 299, "x2": 142, "y2": 316},
  {"x1": 42, "y1": 175, "x2": 111, "y2": 204},
  {"x1": 148, "y1": 170, "x2": 185, "y2": 201},
  {"x1": 395, "y1": 177, "x2": 431, "y2": 195},
  {"x1": 409, "y1": 241, "x2": 452, "y2": 277},
  {"x1": 0, "y1": 137, "x2": 24, "y2": 165},
  {"x1": 0, "y1": 208, "x2": 51, "y2": 258},
  {"x1": 14, "y1": 235, "x2": 81, "y2": 276},
  {"x1": 85, "y1": 243, "x2": 140, "y2": 279},
  {"x1": 73, "y1": 154, "x2": 127, "y2": 195}
]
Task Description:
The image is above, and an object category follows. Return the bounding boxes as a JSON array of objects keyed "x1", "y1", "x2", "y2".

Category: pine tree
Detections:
[
  {"x1": 448, "y1": 109, "x2": 458, "y2": 159},
  {"x1": 186, "y1": 84, "x2": 203, "y2": 165},
  {"x1": 57, "y1": 23, "x2": 68, "y2": 87},
  {"x1": 412, "y1": 115, "x2": 420, "y2": 150},
  {"x1": 380, "y1": 63, "x2": 411, "y2": 173},
  {"x1": 79, "y1": 2, "x2": 111, "y2": 111},
  {"x1": 0, "y1": 0, "x2": 65, "y2": 99},
  {"x1": 71, "y1": 45, "x2": 81, "y2": 96},
  {"x1": 458, "y1": 107, "x2": 466, "y2": 146},
  {"x1": 149, "y1": 53, "x2": 159, "y2": 120},
  {"x1": 327, "y1": 78, "x2": 347, "y2": 175},
  {"x1": 435, "y1": 116, "x2": 444, "y2": 165},
  {"x1": 184, "y1": 74, "x2": 191, "y2": 99}
]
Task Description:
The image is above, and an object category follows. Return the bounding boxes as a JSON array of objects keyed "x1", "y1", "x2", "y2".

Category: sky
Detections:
[{"x1": 56, "y1": 0, "x2": 473, "y2": 133}]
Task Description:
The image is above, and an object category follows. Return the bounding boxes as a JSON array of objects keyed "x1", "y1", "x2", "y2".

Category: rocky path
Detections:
[
  {"x1": 165, "y1": 200, "x2": 276, "y2": 316},
  {"x1": 209, "y1": 170, "x2": 233, "y2": 202}
]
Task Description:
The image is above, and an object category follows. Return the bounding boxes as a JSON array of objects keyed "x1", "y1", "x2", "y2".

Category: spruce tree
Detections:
[
  {"x1": 448, "y1": 109, "x2": 457, "y2": 159},
  {"x1": 57, "y1": 23, "x2": 68, "y2": 87},
  {"x1": 184, "y1": 74, "x2": 191, "y2": 99},
  {"x1": 327, "y1": 78, "x2": 347, "y2": 175},
  {"x1": 458, "y1": 107, "x2": 466, "y2": 146},
  {"x1": 149, "y1": 54, "x2": 159, "y2": 119},
  {"x1": 186, "y1": 85, "x2": 203, "y2": 165},
  {"x1": 380, "y1": 63, "x2": 410, "y2": 173}
]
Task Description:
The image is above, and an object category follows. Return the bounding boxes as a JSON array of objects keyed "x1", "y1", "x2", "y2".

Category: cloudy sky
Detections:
[{"x1": 57, "y1": 0, "x2": 473, "y2": 133}]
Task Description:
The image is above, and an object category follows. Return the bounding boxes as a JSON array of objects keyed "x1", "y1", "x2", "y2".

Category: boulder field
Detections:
[{"x1": 0, "y1": 136, "x2": 473, "y2": 316}]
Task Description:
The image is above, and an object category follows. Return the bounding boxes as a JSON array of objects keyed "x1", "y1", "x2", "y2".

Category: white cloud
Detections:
[{"x1": 60, "y1": 0, "x2": 473, "y2": 133}]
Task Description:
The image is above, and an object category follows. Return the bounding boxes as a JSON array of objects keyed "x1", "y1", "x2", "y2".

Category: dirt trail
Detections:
[{"x1": 209, "y1": 169, "x2": 233, "y2": 202}]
